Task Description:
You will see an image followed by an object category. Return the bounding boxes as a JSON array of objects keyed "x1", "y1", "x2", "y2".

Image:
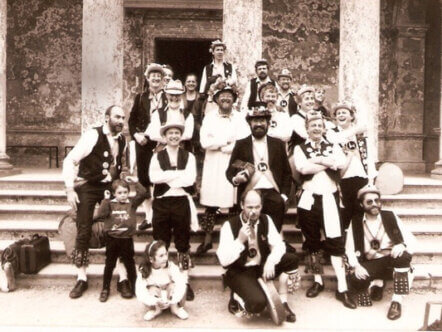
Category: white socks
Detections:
[
  {"x1": 116, "y1": 259, "x2": 128, "y2": 282},
  {"x1": 391, "y1": 294, "x2": 403, "y2": 304},
  {"x1": 76, "y1": 266, "x2": 87, "y2": 282},
  {"x1": 314, "y1": 274, "x2": 323, "y2": 285},
  {"x1": 143, "y1": 197, "x2": 153, "y2": 223},
  {"x1": 331, "y1": 255, "x2": 347, "y2": 293},
  {"x1": 370, "y1": 279, "x2": 384, "y2": 288}
]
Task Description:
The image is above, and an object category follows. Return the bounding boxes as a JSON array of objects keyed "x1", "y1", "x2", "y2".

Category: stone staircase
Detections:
[{"x1": 0, "y1": 170, "x2": 441, "y2": 290}]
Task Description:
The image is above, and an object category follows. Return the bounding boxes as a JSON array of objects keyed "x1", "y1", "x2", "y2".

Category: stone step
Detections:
[
  {"x1": 1, "y1": 238, "x2": 440, "y2": 265},
  {"x1": 0, "y1": 170, "x2": 65, "y2": 191},
  {"x1": 381, "y1": 194, "x2": 442, "y2": 208},
  {"x1": 401, "y1": 176, "x2": 442, "y2": 194},
  {"x1": 14, "y1": 262, "x2": 442, "y2": 290}
]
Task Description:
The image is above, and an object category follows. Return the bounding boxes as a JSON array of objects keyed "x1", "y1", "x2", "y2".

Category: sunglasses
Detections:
[{"x1": 364, "y1": 198, "x2": 381, "y2": 205}]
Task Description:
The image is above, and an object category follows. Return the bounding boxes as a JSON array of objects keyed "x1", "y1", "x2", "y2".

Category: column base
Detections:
[
  {"x1": 0, "y1": 153, "x2": 21, "y2": 177},
  {"x1": 431, "y1": 160, "x2": 442, "y2": 179}
]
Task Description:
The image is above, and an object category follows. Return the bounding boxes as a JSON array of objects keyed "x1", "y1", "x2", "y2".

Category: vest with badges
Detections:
[
  {"x1": 298, "y1": 140, "x2": 341, "y2": 183},
  {"x1": 279, "y1": 92, "x2": 298, "y2": 117},
  {"x1": 157, "y1": 106, "x2": 191, "y2": 126},
  {"x1": 153, "y1": 148, "x2": 194, "y2": 197},
  {"x1": 351, "y1": 211, "x2": 404, "y2": 262},
  {"x1": 223, "y1": 214, "x2": 271, "y2": 270},
  {"x1": 248, "y1": 78, "x2": 276, "y2": 109},
  {"x1": 78, "y1": 126, "x2": 125, "y2": 184},
  {"x1": 332, "y1": 127, "x2": 369, "y2": 174},
  {"x1": 203, "y1": 62, "x2": 233, "y2": 94}
]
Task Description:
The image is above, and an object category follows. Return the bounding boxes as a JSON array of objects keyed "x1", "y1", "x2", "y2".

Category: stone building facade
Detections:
[{"x1": 1, "y1": 0, "x2": 441, "y2": 175}]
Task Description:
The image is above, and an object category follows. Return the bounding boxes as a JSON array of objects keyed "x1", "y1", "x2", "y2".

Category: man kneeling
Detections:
[
  {"x1": 216, "y1": 189, "x2": 299, "y2": 323},
  {"x1": 345, "y1": 184, "x2": 417, "y2": 320}
]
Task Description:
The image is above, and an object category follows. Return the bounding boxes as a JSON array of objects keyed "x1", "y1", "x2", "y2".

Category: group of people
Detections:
[{"x1": 62, "y1": 39, "x2": 417, "y2": 324}]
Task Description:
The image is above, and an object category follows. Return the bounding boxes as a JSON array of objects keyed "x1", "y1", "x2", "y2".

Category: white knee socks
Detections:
[
  {"x1": 331, "y1": 255, "x2": 347, "y2": 293},
  {"x1": 116, "y1": 259, "x2": 128, "y2": 282},
  {"x1": 77, "y1": 266, "x2": 87, "y2": 282}
]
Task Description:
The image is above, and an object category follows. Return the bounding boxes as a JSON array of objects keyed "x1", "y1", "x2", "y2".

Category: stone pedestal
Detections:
[
  {"x1": 223, "y1": 0, "x2": 262, "y2": 96},
  {"x1": 81, "y1": 0, "x2": 124, "y2": 131},
  {"x1": 339, "y1": 0, "x2": 380, "y2": 162},
  {"x1": 0, "y1": 0, "x2": 18, "y2": 176}
]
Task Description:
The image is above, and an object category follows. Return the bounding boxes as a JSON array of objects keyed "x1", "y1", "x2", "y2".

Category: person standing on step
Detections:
[
  {"x1": 149, "y1": 119, "x2": 198, "y2": 301},
  {"x1": 197, "y1": 84, "x2": 250, "y2": 255},
  {"x1": 63, "y1": 105, "x2": 127, "y2": 299},
  {"x1": 129, "y1": 63, "x2": 168, "y2": 231},
  {"x1": 95, "y1": 178, "x2": 149, "y2": 302},
  {"x1": 326, "y1": 101, "x2": 377, "y2": 230},
  {"x1": 294, "y1": 113, "x2": 356, "y2": 309},
  {"x1": 162, "y1": 64, "x2": 174, "y2": 86},
  {"x1": 217, "y1": 189, "x2": 299, "y2": 322},
  {"x1": 276, "y1": 68, "x2": 298, "y2": 116},
  {"x1": 345, "y1": 184, "x2": 416, "y2": 320},
  {"x1": 226, "y1": 106, "x2": 292, "y2": 233},
  {"x1": 241, "y1": 59, "x2": 276, "y2": 112}
]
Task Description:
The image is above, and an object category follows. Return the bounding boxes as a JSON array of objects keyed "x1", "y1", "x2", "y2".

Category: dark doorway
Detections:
[{"x1": 155, "y1": 38, "x2": 213, "y2": 85}]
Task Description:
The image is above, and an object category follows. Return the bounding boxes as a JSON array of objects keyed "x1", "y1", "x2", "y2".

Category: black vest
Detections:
[
  {"x1": 223, "y1": 214, "x2": 271, "y2": 270},
  {"x1": 157, "y1": 106, "x2": 191, "y2": 126},
  {"x1": 248, "y1": 78, "x2": 276, "y2": 108},
  {"x1": 298, "y1": 140, "x2": 341, "y2": 183},
  {"x1": 203, "y1": 62, "x2": 233, "y2": 94},
  {"x1": 78, "y1": 126, "x2": 125, "y2": 184},
  {"x1": 351, "y1": 211, "x2": 404, "y2": 262},
  {"x1": 153, "y1": 148, "x2": 194, "y2": 197},
  {"x1": 288, "y1": 93, "x2": 298, "y2": 117},
  {"x1": 288, "y1": 111, "x2": 307, "y2": 155},
  {"x1": 137, "y1": 91, "x2": 168, "y2": 131}
]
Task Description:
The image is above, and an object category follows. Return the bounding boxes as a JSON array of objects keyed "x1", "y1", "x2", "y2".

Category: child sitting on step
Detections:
[
  {"x1": 136, "y1": 240, "x2": 189, "y2": 321},
  {"x1": 96, "y1": 177, "x2": 150, "y2": 302}
]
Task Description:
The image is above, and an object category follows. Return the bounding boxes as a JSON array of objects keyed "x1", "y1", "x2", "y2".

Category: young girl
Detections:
[{"x1": 136, "y1": 241, "x2": 189, "y2": 321}]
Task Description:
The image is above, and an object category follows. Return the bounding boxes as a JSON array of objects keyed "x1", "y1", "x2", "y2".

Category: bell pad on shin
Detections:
[
  {"x1": 199, "y1": 213, "x2": 216, "y2": 233},
  {"x1": 287, "y1": 271, "x2": 301, "y2": 294},
  {"x1": 71, "y1": 249, "x2": 90, "y2": 268},
  {"x1": 356, "y1": 291, "x2": 372, "y2": 307},
  {"x1": 178, "y1": 252, "x2": 193, "y2": 271},
  {"x1": 393, "y1": 271, "x2": 409, "y2": 295},
  {"x1": 307, "y1": 252, "x2": 324, "y2": 274}
]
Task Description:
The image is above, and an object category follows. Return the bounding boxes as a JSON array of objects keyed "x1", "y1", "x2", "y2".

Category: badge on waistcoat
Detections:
[
  {"x1": 270, "y1": 120, "x2": 277, "y2": 128},
  {"x1": 280, "y1": 100, "x2": 288, "y2": 108},
  {"x1": 370, "y1": 239, "x2": 380, "y2": 250},
  {"x1": 102, "y1": 169, "x2": 109, "y2": 176},
  {"x1": 346, "y1": 141, "x2": 357, "y2": 151},
  {"x1": 103, "y1": 151, "x2": 109, "y2": 157},
  {"x1": 257, "y1": 162, "x2": 268, "y2": 172},
  {"x1": 102, "y1": 162, "x2": 109, "y2": 169},
  {"x1": 248, "y1": 248, "x2": 257, "y2": 258}
]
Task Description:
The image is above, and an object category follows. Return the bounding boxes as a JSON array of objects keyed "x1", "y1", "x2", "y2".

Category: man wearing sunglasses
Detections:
[{"x1": 345, "y1": 184, "x2": 417, "y2": 320}]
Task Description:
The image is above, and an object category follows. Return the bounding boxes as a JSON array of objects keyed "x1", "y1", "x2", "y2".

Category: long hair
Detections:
[{"x1": 139, "y1": 240, "x2": 167, "y2": 279}]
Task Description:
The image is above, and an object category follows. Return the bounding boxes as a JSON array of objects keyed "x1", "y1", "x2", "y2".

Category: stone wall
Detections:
[
  {"x1": 6, "y1": 0, "x2": 82, "y2": 167},
  {"x1": 262, "y1": 0, "x2": 340, "y2": 107}
]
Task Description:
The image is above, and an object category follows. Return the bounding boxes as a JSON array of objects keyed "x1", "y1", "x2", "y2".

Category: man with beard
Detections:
[
  {"x1": 197, "y1": 85, "x2": 250, "y2": 255},
  {"x1": 63, "y1": 105, "x2": 127, "y2": 298},
  {"x1": 226, "y1": 106, "x2": 291, "y2": 233},
  {"x1": 217, "y1": 189, "x2": 298, "y2": 322},
  {"x1": 346, "y1": 185, "x2": 416, "y2": 320},
  {"x1": 241, "y1": 59, "x2": 275, "y2": 111},
  {"x1": 129, "y1": 63, "x2": 168, "y2": 231},
  {"x1": 294, "y1": 113, "x2": 356, "y2": 309},
  {"x1": 276, "y1": 68, "x2": 298, "y2": 116}
]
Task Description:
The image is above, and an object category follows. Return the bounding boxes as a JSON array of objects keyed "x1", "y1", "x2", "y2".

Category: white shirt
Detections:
[
  {"x1": 240, "y1": 76, "x2": 273, "y2": 112},
  {"x1": 62, "y1": 124, "x2": 125, "y2": 188},
  {"x1": 345, "y1": 212, "x2": 417, "y2": 267},
  {"x1": 267, "y1": 108, "x2": 292, "y2": 142},
  {"x1": 276, "y1": 87, "x2": 293, "y2": 114},
  {"x1": 199, "y1": 61, "x2": 238, "y2": 94},
  {"x1": 251, "y1": 136, "x2": 274, "y2": 190},
  {"x1": 149, "y1": 90, "x2": 165, "y2": 115},
  {"x1": 149, "y1": 147, "x2": 196, "y2": 198},
  {"x1": 216, "y1": 214, "x2": 285, "y2": 268},
  {"x1": 290, "y1": 110, "x2": 308, "y2": 141}
]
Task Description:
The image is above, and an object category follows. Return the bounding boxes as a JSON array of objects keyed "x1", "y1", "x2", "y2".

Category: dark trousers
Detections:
[
  {"x1": 135, "y1": 141, "x2": 154, "y2": 189},
  {"x1": 102, "y1": 236, "x2": 137, "y2": 290},
  {"x1": 348, "y1": 253, "x2": 412, "y2": 292},
  {"x1": 224, "y1": 253, "x2": 299, "y2": 314},
  {"x1": 340, "y1": 177, "x2": 368, "y2": 229},
  {"x1": 298, "y1": 192, "x2": 345, "y2": 256},
  {"x1": 75, "y1": 182, "x2": 111, "y2": 250},
  {"x1": 152, "y1": 196, "x2": 191, "y2": 253},
  {"x1": 260, "y1": 189, "x2": 285, "y2": 233}
]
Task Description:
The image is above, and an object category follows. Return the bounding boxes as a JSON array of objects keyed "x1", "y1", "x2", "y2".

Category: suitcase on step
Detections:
[
  {"x1": 19, "y1": 235, "x2": 51, "y2": 274},
  {"x1": 1, "y1": 238, "x2": 29, "y2": 276}
]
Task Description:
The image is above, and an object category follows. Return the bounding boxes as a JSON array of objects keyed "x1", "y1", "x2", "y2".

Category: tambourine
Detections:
[
  {"x1": 375, "y1": 162, "x2": 404, "y2": 195},
  {"x1": 257, "y1": 278, "x2": 286, "y2": 325}
]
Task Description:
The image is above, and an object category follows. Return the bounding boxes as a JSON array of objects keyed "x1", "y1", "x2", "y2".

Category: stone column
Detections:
[
  {"x1": 223, "y1": 0, "x2": 262, "y2": 95},
  {"x1": 0, "y1": 0, "x2": 16, "y2": 174},
  {"x1": 81, "y1": 0, "x2": 124, "y2": 131},
  {"x1": 339, "y1": 0, "x2": 380, "y2": 162}
]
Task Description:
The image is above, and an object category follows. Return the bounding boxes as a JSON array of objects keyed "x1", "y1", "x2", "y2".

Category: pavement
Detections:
[{"x1": 0, "y1": 283, "x2": 440, "y2": 331}]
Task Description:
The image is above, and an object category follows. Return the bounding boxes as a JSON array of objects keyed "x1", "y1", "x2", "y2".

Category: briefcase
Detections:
[{"x1": 19, "y1": 235, "x2": 51, "y2": 274}]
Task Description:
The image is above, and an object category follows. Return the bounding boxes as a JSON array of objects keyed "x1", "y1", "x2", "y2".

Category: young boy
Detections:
[{"x1": 96, "y1": 178, "x2": 150, "y2": 302}]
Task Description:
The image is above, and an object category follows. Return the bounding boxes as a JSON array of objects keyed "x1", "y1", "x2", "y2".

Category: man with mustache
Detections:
[
  {"x1": 63, "y1": 105, "x2": 127, "y2": 299},
  {"x1": 226, "y1": 106, "x2": 292, "y2": 233},
  {"x1": 276, "y1": 68, "x2": 298, "y2": 116},
  {"x1": 241, "y1": 59, "x2": 276, "y2": 111},
  {"x1": 345, "y1": 185, "x2": 416, "y2": 320},
  {"x1": 294, "y1": 113, "x2": 356, "y2": 309},
  {"x1": 129, "y1": 63, "x2": 168, "y2": 231}
]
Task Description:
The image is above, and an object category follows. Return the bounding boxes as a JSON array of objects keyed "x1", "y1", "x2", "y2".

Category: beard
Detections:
[
  {"x1": 251, "y1": 124, "x2": 268, "y2": 139},
  {"x1": 258, "y1": 72, "x2": 267, "y2": 80},
  {"x1": 364, "y1": 205, "x2": 381, "y2": 216}
]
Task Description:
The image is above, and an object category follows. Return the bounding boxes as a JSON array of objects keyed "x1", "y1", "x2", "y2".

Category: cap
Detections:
[
  {"x1": 159, "y1": 120, "x2": 185, "y2": 137},
  {"x1": 213, "y1": 85, "x2": 238, "y2": 103},
  {"x1": 164, "y1": 79, "x2": 185, "y2": 95},
  {"x1": 277, "y1": 68, "x2": 292, "y2": 79},
  {"x1": 332, "y1": 101, "x2": 356, "y2": 116},
  {"x1": 210, "y1": 39, "x2": 226, "y2": 51},
  {"x1": 297, "y1": 84, "x2": 315, "y2": 96},
  {"x1": 144, "y1": 63, "x2": 165, "y2": 77},
  {"x1": 357, "y1": 184, "x2": 381, "y2": 200}
]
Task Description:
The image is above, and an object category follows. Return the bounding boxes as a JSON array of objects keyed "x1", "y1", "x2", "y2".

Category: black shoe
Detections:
[
  {"x1": 370, "y1": 285, "x2": 384, "y2": 301},
  {"x1": 117, "y1": 280, "x2": 133, "y2": 299},
  {"x1": 195, "y1": 242, "x2": 212, "y2": 256},
  {"x1": 335, "y1": 291, "x2": 357, "y2": 309},
  {"x1": 186, "y1": 284, "x2": 195, "y2": 301},
  {"x1": 138, "y1": 220, "x2": 151, "y2": 231},
  {"x1": 387, "y1": 301, "x2": 401, "y2": 320},
  {"x1": 69, "y1": 280, "x2": 88, "y2": 299},
  {"x1": 99, "y1": 288, "x2": 109, "y2": 302},
  {"x1": 228, "y1": 298, "x2": 240, "y2": 315},
  {"x1": 306, "y1": 282, "x2": 324, "y2": 298},
  {"x1": 283, "y1": 302, "x2": 296, "y2": 323}
]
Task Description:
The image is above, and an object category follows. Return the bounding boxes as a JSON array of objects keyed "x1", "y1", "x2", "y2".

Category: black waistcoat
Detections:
[
  {"x1": 203, "y1": 62, "x2": 233, "y2": 94},
  {"x1": 248, "y1": 78, "x2": 276, "y2": 108}
]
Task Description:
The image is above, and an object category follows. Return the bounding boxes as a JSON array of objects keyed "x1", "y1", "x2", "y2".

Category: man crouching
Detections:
[
  {"x1": 216, "y1": 189, "x2": 299, "y2": 323},
  {"x1": 345, "y1": 184, "x2": 417, "y2": 320}
]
